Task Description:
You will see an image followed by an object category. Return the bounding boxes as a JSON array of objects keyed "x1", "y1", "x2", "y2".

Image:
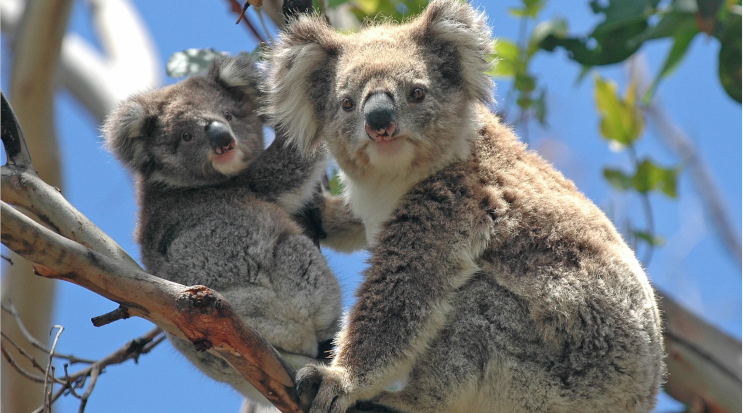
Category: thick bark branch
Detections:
[
  {"x1": 660, "y1": 292, "x2": 742, "y2": 413},
  {"x1": 0, "y1": 202, "x2": 305, "y2": 413}
]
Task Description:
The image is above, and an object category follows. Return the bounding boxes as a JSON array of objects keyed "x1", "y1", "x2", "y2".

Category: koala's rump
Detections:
[{"x1": 139, "y1": 188, "x2": 341, "y2": 356}]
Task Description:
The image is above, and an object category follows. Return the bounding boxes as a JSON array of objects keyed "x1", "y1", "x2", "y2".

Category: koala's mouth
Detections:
[
  {"x1": 213, "y1": 140, "x2": 236, "y2": 156},
  {"x1": 365, "y1": 122, "x2": 399, "y2": 143},
  {"x1": 211, "y1": 141, "x2": 239, "y2": 166}
]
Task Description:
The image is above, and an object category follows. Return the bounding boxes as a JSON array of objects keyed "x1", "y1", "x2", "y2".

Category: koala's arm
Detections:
[
  {"x1": 297, "y1": 163, "x2": 492, "y2": 410},
  {"x1": 318, "y1": 193, "x2": 367, "y2": 252},
  {"x1": 241, "y1": 132, "x2": 327, "y2": 215}
]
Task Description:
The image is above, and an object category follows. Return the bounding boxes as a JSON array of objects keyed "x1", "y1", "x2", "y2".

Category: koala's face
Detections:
[
  {"x1": 104, "y1": 56, "x2": 264, "y2": 187},
  {"x1": 266, "y1": 0, "x2": 494, "y2": 178}
]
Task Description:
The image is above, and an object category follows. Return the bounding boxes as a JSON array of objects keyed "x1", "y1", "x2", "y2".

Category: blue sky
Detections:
[{"x1": 1, "y1": 0, "x2": 740, "y2": 412}]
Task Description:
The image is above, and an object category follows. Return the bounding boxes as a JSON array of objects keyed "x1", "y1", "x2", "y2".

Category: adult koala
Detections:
[
  {"x1": 264, "y1": 1, "x2": 665, "y2": 412},
  {"x1": 103, "y1": 55, "x2": 341, "y2": 408}
]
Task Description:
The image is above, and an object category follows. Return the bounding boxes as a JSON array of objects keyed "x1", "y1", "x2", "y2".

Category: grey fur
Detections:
[
  {"x1": 264, "y1": 1, "x2": 665, "y2": 412},
  {"x1": 103, "y1": 55, "x2": 341, "y2": 406}
]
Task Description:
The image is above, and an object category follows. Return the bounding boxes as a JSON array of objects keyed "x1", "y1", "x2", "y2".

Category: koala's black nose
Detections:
[
  {"x1": 364, "y1": 93, "x2": 396, "y2": 132},
  {"x1": 205, "y1": 121, "x2": 235, "y2": 154}
]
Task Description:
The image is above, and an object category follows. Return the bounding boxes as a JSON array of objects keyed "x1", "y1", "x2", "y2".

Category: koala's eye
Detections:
[
  {"x1": 182, "y1": 132, "x2": 192, "y2": 142},
  {"x1": 341, "y1": 97, "x2": 355, "y2": 111},
  {"x1": 224, "y1": 111, "x2": 233, "y2": 121},
  {"x1": 411, "y1": 88, "x2": 426, "y2": 102}
]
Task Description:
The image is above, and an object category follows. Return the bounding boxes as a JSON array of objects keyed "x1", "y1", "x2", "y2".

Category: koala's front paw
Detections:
[{"x1": 296, "y1": 365, "x2": 354, "y2": 413}]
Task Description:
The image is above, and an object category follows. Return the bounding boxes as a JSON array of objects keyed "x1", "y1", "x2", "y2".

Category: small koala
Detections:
[
  {"x1": 102, "y1": 55, "x2": 342, "y2": 407},
  {"x1": 264, "y1": 1, "x2": 665, "y2": 412}
]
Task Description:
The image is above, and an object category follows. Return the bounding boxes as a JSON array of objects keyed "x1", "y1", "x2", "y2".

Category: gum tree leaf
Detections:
[
  {"x1": 535, "y1": 88, "x2": 548, "y2": 125},
  {"x1": 604, "y1": 168, "x2": 635, "y2": 190},
  {"x1": 633, "y1": 159, "x2": 680, "y2": 197},
  {"x1": 634, "y1": 230, "x2": 666, "y2": 246},
  {"x1": 627, "y1": 11, "x2": 696, "y2": 47},
  {"x1": 488, "y1": 39, "x2": 520, "y2": 77},
  {"x1": 539, "y1": 0, "x2": 656, "y2": 65},
  {"x1": 594, "y1": 76, "x2": 645, "y2": 146},
  {"x1": 718, "y1": 13, "x2": 742, "y2": 103},
  {"x1": 643, "y1": 25, "x2": 699, "y2": 104},
  {"x1": 528, "y1": 18, "x2": 568, "y2": 57}
]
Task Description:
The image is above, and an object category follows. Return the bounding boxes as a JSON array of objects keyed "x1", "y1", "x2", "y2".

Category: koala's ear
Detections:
[
  {"x1": 209, "y1": 54, "x2": 262, "y2": 102},
  {"x1": 102, "y1": 98, "x2": 154, "y2": 173},
  {"x1": 414, "y1": 0, "x2": 494, "y2": 103},
  {"x1": 263, "y1": 16, "x2": 342, "y2": 152}
]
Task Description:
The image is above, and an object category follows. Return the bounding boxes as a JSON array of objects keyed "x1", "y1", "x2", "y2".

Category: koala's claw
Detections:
[
  {"x1": 296, "y1": 365, "x2": 352, "y2": 413},
  {"x1": 296, "y1": 365, "x2": 323, "y2": 411}
]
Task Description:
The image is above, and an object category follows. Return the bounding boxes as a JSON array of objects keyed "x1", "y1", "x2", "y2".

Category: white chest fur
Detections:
[{"x1": 342, "y1": 172, "x2": 416, "y2": 246}]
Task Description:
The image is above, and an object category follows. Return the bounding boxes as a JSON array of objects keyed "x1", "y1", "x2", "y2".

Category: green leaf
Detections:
[
  {"x1": 574, "y1": 65, "x2": 593, "y2": 86},
  {"x1": 487, "y1": 39, "x2": 520, "y2": 77},
  {"x1": 517, "y1": 96, "x2": 533, "y2": 108},
  {"x1": 509, "y1": 0, "x2": 545, "y2": 18},
  {"x1": 590, "y1": 0, "x2": 658, "y2": 36},
  {"x1": 627, "y1": 11, "x2": 697, "y2": 47},
  {"x1": 718, "y1": 13, "x2": 742, "y2": 103},
  {"x1": 528, "y1": 18, "x2": 568, "y2": 57},
  {"x1": 633, "y1": 231, "x2": 665, "y2": 246},
  {"x1": 594, "y1": 76, "x2": 645, "y2": 146},
  {"x1": 328, "y1": 171, "x2": 345, "y2": 196},
  {"x1": 633, "y1": 159, "x2": 679, "y2": 197},
  {"x1": 604, "y1": 168, "x2": 634, "y2": 190},
  {"x1": 643, "y1": 26, "x2": 699, "y2": 104},
  {"x1": 535, "y1": 88, "x2": 548, "y2": 125},
  {"x1": 515, "y1": 73, "x2": 536, "y2": 92},
  {"x1": 540, "y1": 0, "x2": 656, "y2": 65},
  {"x1": 166, "y1": 48, "x2": 222, "y2": 78}
]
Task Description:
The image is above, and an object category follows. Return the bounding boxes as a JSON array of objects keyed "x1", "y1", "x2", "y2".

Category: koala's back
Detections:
[
  {"x1": 365, "y1": 109, "x2": 663, "y2": 413},
  {"x1": 138, "y1": 181, "x2": 341, "y2": 357}
]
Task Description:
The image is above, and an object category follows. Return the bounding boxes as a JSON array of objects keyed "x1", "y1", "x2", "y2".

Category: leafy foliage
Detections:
[{"x1": 539, "y1": 0, "x2": 742, "y2": 103}]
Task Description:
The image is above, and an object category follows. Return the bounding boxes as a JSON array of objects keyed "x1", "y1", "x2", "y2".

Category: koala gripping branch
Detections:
[{"x1": 0, "y1": 93, "x2": 308, "y2": 413}]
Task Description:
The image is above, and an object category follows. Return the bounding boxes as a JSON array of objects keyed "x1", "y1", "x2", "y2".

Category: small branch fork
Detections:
[{"x1": 0, "y1": 91, "x2": 309, "y2": 413}]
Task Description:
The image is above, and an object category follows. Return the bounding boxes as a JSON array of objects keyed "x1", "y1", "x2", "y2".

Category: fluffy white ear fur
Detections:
[
  {"x1": 416, "y1": 0, "x2": 494, "y2": 103},
  {"x1": 263, "y1": 17, "x2": 341, "y2": 153},
  {"x1": 102, "y1": 98, "x2": 149, "y2": 171},
  {"x1": 211, "y1": 55, "x2": 261, "y2": 92}
]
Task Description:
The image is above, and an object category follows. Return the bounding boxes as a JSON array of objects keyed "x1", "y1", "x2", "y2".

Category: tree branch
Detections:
[
  {"x1": 0, "y1": 201, "x2": 306, "y2": 413},
  {"x1": 660, "y1": 291, "x2": 742, "y2": 413}
]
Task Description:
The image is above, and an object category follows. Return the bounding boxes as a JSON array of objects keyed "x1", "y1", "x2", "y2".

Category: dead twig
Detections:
[
  {"x1": 43, "y1": 326, "x2": 64, "y2": 413},
  {"x1": 24, "y1": 327, "x2": 165, "y2": 413},
  {"x1": 91, "y1": 306, "x2": 131, "y2": 327},
  {"x1": 227, "y1": 0, "x2": 266, "y2": 43}
]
